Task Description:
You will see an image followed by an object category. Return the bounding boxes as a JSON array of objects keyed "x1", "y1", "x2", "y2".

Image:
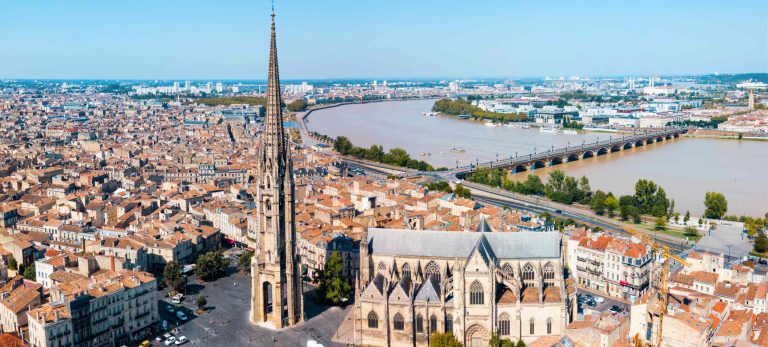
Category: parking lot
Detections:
[
  {"x1": 576, "y1": 289, "x2": 630, "y2": 318},
  {"x1": 147, "y1": 249, "x2": 351, "y2": 347}
]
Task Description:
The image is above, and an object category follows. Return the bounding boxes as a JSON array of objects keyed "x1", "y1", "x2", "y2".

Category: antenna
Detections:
[{"x1": 271, "y1": 0, "x2": 275, "y2": 16}]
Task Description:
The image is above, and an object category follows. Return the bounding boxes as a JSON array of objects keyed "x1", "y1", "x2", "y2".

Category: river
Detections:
[{"x1": 305, "y1": 99, "x2": 768, "y2": 216}]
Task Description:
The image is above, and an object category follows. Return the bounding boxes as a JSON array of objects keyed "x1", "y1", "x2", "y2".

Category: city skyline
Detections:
[{"x1": 1, "y1": 0, "x2": 766, "y2": 80}]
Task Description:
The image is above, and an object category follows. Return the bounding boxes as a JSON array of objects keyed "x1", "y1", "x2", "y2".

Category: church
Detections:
[{"x1": 355, "y1": 228, "x2": 576, "y2": 346}]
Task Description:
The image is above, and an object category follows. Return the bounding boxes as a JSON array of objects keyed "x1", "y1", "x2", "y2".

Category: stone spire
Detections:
[{"x1": 262, "y1": 10, "x2": 287, "y2": 172}]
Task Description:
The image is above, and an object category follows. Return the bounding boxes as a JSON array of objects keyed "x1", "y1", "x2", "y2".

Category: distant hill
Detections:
[{"x1": 696, "y1": 73, "x2": 768, "y2": 84}]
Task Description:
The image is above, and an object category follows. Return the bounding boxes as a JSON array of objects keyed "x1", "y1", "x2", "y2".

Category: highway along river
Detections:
[{"x1": 306, "y1": 99, "x2": 768, "y2": 216}]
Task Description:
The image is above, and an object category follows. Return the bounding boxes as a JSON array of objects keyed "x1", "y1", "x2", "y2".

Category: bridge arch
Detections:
[
  {"x1": 531, "y1": 161, "x2": 546, "y2": 170},
  {"x1": 645, "y1": 138, "x2": 654, "y2": 145},
  {"x1": 610, "y1": 145, "x2": 622, "y2": 153},
  {"x1": 596, "y1": 147, "x2": 609, "y2": 156},
  {"x1": 566, "y1": 154, "x2": 580, "y2": 162},
  {"x1": 582, "y1": 151, "x2": 594, "y2": 159},
  {"x1": 673, "y1": 132, "x2": 680, "y2": 138},
  {"x1": 550, "y1": 157, "x2": 563, "y2": 167},
  {"x1": 513, "y1": 165, "x2": 527, "y2": 174},
  {"x1": 656, "y1": 136, "x2": 663, "y2": 142},
  {"x1": 635, "y1": 140, "x2": 644, "y2": 147},
  {"x1": 665, "y1": 134, "x2": 672, "y2": 140},
  {"x1": 623, "y1": 142, "x2": 633, "y2": 150}
]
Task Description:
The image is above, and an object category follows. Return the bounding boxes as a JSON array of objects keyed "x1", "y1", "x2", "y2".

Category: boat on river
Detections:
[
  {"x1": 450, "y1": 147, "x2": 466, "y2": 153},
  {"x1": 484, "y1": 121, "x2": 497, "y2": 127},
  {"x1": 539, "y1": 126, "x2": 559, "y2": 133},
  {"x1": 563, "y1": 129, "x2": 578, "y2": 135}
]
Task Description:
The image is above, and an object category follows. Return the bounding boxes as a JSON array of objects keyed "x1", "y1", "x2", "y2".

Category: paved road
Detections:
[{"x1": 150, "y1": 252, "x2": 350, "y2": 347}]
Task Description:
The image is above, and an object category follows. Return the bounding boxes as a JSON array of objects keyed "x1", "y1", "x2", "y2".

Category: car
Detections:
[
  {"x1": 171, "y1": 297, "x2": 181, "y2": 304},
  {"x1": 156, "y1": 336, "x2": 163, "y2": 342},
  {"x1": 163, "y1": 333, "x2": 172, "y2": 339},
  {"x1": 586, "y1": 300, "x2": 597, "y2": 307},
  {"x1": 175, "y1": 336, "x2": 188, "y2": 345},
  {"x1": 594, "y1": 297, "x2": 605, "y2": 303},
  {"x1": 164, "y1": 337, "x2": 176, "y2": 346},
  {"x1": 165, "y1": 305, "x2": 175, "y2": 313},
  {"x1": 176, "y1": 311, "x2": 188, "y2": 321},
  {"x1": 610, "y1": 305, "x2": 623, "y2": 313}
]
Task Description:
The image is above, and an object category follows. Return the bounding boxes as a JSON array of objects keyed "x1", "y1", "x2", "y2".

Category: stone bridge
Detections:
[{"x1": 452, "y1": 128, "x2": 687, "y2": 179}]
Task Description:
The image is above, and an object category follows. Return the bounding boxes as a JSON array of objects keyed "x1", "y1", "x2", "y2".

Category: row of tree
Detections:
[
  {"x1": 432, "y1": 98, "x2": 529, "y2": 123},
  {"x1": 425, "y1": 180, "x2": 471, "y2": 198},
  {"x1": 163, "y1": 250, "x2": 229, "y2": 292},
  {"x1": 334, "y1": 136, "x2": 435, "y2": 171}
]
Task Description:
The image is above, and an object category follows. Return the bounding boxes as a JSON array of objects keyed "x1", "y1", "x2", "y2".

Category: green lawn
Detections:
[{"x1": 628, "y1": 221, "x2": 703, "y2": 243}]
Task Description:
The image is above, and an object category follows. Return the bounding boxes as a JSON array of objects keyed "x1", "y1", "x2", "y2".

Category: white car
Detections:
[
  {"x1": 175, "y1": 336, "x2": 188, "y2": 345},
  {"x1": 171, "y1": 297, "x2": 181, "y2": 304},
  {"x1": 594, "y1": 297, "x2": 605, "y2": 303},
  {"x1": 164, "y1": 337, "x2": 176, "y2": 346}
]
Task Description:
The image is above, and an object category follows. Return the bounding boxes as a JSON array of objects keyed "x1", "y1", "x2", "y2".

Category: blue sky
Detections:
[{"x1": 1, "y1": 0, "x2": 766, "y2": 79}]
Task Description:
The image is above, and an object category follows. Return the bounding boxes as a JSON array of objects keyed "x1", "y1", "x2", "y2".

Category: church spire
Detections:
[{"x1": 263, "y1": 7, "x2": 285, "y2": 165}]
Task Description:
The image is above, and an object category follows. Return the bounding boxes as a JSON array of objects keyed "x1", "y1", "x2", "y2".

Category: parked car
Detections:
[
  {"x1": 610, "y1": 305, "x2": 623, "y2": 313},
  {"x1": 171, "y1": 296, "x2": 181, "y2": 304},
  {"x1": 164, "y1": 337, "x2": 176, "y2": 346},
  {"x1": 595, "y1": 297, "x2": 605, "y2": 303},
  {"x1": 175, "y1": 336, "x2": 188, "y2": 345}
]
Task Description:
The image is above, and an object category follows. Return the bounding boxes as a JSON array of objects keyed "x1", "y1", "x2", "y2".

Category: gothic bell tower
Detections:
[{"x1": 250, "y1": 9, "x2": 303, "y2": 328}]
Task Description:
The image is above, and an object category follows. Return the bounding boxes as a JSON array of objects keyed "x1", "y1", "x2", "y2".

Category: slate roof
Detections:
[{"x1": 367, "y1": 228, "x2": 560, "y2": 260}]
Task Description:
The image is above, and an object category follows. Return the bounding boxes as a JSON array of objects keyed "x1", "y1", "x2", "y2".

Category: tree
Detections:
[
  {"x1": 704, "y1": 192, "x2": 728, "y2": 219},
  {"x1": 286, "y1": 99, "x2": 308, "y2": 112},
  {"x1": 317, "y1": 252, "x2": 352, "y2": 305},
  {"x1": 239, "y1": 250, "x2": 254, "y2": 270},
  {"x1": 196, "y1": 294, "x2": 207, "y2": 309},
  {"x1": 673, "y1": 212, "x2": 681, "y2": 223},
  {"x1": 163, "y1": 261, "x2": 186, "y2": 292},
  {"x1": 489, "y1": 333, "x2": 515, "y2": 347},
  {"x1": 684, "y1": 226, "x2": 699, "y2": 238},
  {"x1": 454, "y1": 184, "x2": 471, "y2": 199},
  {"x1": 684, "y1": 211, "x2": 691, "y2": 224},
  {"x1": 333, "y1": 136, "x2": 353, "y2": 155},
  {"x1": 604, "y1": 195, "x2": 619, "y2": 217},
  {"x1": 7, "y1": 256, "x2": 17, "y2": 271},
  {"x1": 655, "y1": 217, "x2": 667, "y2": 231},
  {"x1": 755, "y1": 232, "x2": 768, "y2": 253},
  {"x1": 590, "y1": 190, "x2": 607, "y2": 215},
  {"x1": 22, "y1": 263, "x2": 35, "y2": 281},
  {"x1": 634, "y1": 179, "x2": 669, "y2": 217},
  {"x1": 195, "y1": 251, "x2": 228, "y2": 281},
  {"x1": 516, "y1": 340, "x2": 527, "y2": 347},
  {"x1": 429, "y1": 332, "x2": 462, "y2": 347}
]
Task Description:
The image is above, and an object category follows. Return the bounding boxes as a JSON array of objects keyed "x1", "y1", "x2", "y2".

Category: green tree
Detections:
[
  {"x1": 22, "y1": 263, "x2": 35, "y2": 281},
  {"x1": 195, "y1": 251, "x2": 228, "y2": 281},
  {"x1": 604, "y1": 194, "x2": 619, "y2": 217},
  {"x1": 590, "y1": 190, "x2": 607, "y2": 215},
  {"x1": 196, "y1": 294, "x2": 207, "y2": 309},
  {"x1": 755, "y1": 232, "x2": 768, "y2": 253},
  {"x1": 684, "y1": 211, "x2": 690, "y2": 224},
  {"x1": 673, "y1": 212, "x2": 681, "y2": 223},
  {"x1": 239, "y1": 250, "x2": 254, "y2": 270},
  {"x1": 704, "y1": 192, "x2": 728, "y2": 219},
  {"x1": 454, "y1": 184, "x2": 471, "y2": 199},
  {"x1": 634, "y1": 179, "x2": 669, "y2": 217},
  {"x1": 317, "y1": 252, "x2": 352, "y2": 305},
  {"x1": 426, "y1": 181, "x2": 453, "y2": 193},
  {"x1": 286, "y1": 99, "x2": 308, "y2": 112},
  {"x1": 429, "y1": 332, "x2": 462, "y2": 347},
  {"x1": 163, "y1": 261, "x2": 186, "y2": 292},
  {"x1": 334, "y1": 136, "x2": 353, "y2": 155},
  {"x1": 489, "y1": 333, "x2": 515, "y2": 347},
  {"x1": 655, "y1": 217, "x2": 667, "y2": 231},
  {"x1": 7, "y1": 256, "x2": 17, "y2": 271},
  {"x1": 516, "y1": 340, "x2": 527, "y2": 347}
]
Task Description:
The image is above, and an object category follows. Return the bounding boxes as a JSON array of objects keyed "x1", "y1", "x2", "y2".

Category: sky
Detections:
[{"x1": 1, "y1": 0, "x2": 766, "y2": 80}]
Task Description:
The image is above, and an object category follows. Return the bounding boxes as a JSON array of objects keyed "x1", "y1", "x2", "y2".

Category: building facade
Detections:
[
  {"x1": 250, "y1": 10, "x2": 303, "y2": 328},
  {"x1": 355, "y1": 228, "x2": 576, "y2": 346}
]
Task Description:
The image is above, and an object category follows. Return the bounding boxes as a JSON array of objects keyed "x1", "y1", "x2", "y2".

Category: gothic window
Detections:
[
  {"x1": 367, "y1": 311, "x2": 378, "y2": 329},
  {"x1": 498, "y1": 313, "x2": 510, "y2": 336},
  {"x1": 430, "y1": 315, "x2": 437, "y2": 332},
  {"x1": 425, "y1": 261, "x2": 440, "y2": 283},
  {"x1": 393, "y1": 313, "x2": 404, "y2": 331},
  {"x1": 470, "y1": 281, "x2": 484, "y2": 305},
  {"x1": 402, "y1": 263, "x2": 411, "y2": 280},
  {"x1": 523, "y1": 263, "x2": 535, "y2": 281},
  {"x1": 546, "y1": 318, "x2": 552, "y2": 334},
  {"x1": 416, "y1": 314, "x2": 424, "y2": 333},
  {"x1": 543, "y1": 263, "x2": 555, "y2": 280},
  {"x1": 502, "y1": 263, "x2": 514, "y2": 281},
  {"x1": 529, "y1": 318, "x2": 535, "y2": 335},
  {"x1": 445, "y1": 314, "x2": 453, "y2": 333}
]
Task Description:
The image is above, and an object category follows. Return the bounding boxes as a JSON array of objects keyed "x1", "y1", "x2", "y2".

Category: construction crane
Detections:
[{"x1": 623, "y1": 226, "x2": 690, "y2": 347}]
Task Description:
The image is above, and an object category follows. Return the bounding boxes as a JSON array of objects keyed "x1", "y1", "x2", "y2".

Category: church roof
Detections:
[
  {"x1": 367, "y1": 228, "x2": 560, "y2": 260},
  {"x1": 414, "y1": 278, "x2": 440, "y2": 302},
  {"x1": 476, "y1": 216, "x2": 493, "y2": 232}
]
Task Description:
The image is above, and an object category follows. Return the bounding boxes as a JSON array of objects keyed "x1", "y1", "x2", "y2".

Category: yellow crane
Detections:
[{"x1": 623, "y1": 226, "x2": 690, "y2": 347}]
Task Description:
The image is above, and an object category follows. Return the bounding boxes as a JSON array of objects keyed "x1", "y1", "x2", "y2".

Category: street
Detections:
[{"x1": 148, "y1": 251, "x2": 351, "y2": 347}]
